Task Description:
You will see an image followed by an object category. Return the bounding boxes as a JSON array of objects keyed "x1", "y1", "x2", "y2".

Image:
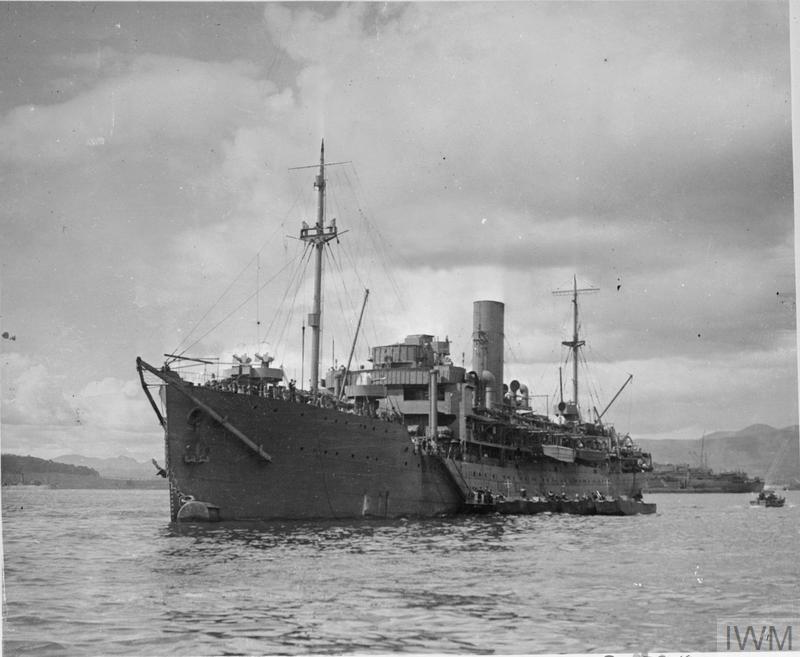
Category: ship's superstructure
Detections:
[{"x1": 137, "y1": 143, "x2": 653, "y2": 521}]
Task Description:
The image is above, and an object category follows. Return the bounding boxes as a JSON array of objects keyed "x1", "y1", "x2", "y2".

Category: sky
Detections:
[{"x1": 0, "y1": 2, "x2": 796, "y2": 462}]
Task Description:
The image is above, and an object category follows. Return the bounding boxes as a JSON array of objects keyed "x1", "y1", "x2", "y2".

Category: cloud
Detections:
[
  {"x1": 2, "y1": 351, "x2": 157, "y2": 432},
  {"x1": 259, "y1": 2, "x2": 792, "y2": 268},
  {"x1": 0, "y1": 51, "x2": 274, "y2": 165},
  {"x1": 71, "y1": 376, "x2": 158, "y2": 433},
  {"x1": 1, "y1": 351, "x2": 163, "y2": 459},
  {"x1": 1, "y1": 353, "x2": 76, "y2": 426}
]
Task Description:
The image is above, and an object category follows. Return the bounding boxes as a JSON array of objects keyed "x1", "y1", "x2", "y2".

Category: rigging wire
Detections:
[
  {"x1": 336, "y1": 229, "x2": 382, "y2": 350},
  {"x1": 172, "y1": 196, "x2": 305, "y2": 358},
  {"x1": 327, "y1": 240, "x2": 364, "y2": 326},
  {"x1": 503, "y1": 333, "x2": 521, "y2": 367},
  {"x1": 263, "y1": 243, "x2": 313, "y2": 352},
  {"x1": 323, "y1": 247, "x2": 358, "y2": 363},
  {"x1": 271, "y1": 245, "x2": 315, "y2": 359},
  {"x1": 333, "y1": 165, "x2": 403, "y2": 351},
  {"x1": 176, "y1": 248, "x2": 308, "y2": 359},
  {"x1": 578, "y1": 348, "x2": 602, "y2": 417},
  {"x1": 339, "y1": 165, "x2": 406, "y2": 308},
  {"x1": 259, "y1": 241, "x2": 311, "y2": 342},
  {"x1": 321, "y1": 164, "x2": 382, "y2": 355}
]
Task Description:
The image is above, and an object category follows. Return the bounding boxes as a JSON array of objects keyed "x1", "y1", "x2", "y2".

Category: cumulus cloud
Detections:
[
  {"x1": 1, "y1": 351, "x2": 164, "y2": 459},
  {"x1": 1, "y1": 352, "x2": 156, "y2": 433},
  {"x1": 1, "y1": 353, "x2": 76, "y2": 426}
]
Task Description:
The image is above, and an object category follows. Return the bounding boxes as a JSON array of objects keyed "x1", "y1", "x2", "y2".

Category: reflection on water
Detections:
[{"x1": 3, "y1": 489, "x2": 799, "y2": 655}]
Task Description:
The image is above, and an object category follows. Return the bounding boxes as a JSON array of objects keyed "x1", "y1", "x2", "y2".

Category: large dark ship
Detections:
[{"x1": 137, "y1": 143, "x2": 654, "y2": 521}]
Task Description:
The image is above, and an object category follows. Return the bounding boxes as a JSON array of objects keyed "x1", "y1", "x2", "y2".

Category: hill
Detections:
[
  {"x1": 2, "y1": 454, "x2": 99, "y2": 481},
  {"x1": 54, "y1": 454, "x2": 156, "y2": 479},
  {"x1": 638, "y1": 425, "x2": 799, "y2": 486},
  {"x1": 2, "y1": 453, "x2": 167, "y2": 489}
]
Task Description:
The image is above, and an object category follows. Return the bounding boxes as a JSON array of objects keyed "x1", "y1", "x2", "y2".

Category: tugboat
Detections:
[{"x1": 137, "y1": 142, "x2": 655, "y2": 521}]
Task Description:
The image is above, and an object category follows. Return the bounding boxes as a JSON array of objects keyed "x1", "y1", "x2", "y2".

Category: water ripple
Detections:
[{"x1": 3, "y1": 489, "x2": 799, "y2": 654}]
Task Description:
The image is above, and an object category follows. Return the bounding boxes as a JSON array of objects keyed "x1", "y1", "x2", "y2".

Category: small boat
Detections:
[
  {"x1": 493, "y1": 498, "x2": 557, "y2": 515},
  {"x1": 489, "y1": 494, "x2": 656, "y2": 516},
  {"x1": 750, "y1": 489, "x2": 786, "y2": 507},
  {"x1": 575, "y1": 447, "x2": 607, "y2": 463},
  {"x1": 556, "y1": 498, "x2": 598, "y2": 515},
  {"x1": 594, "y1": 498, "x2": 657, "y2": 515},
  {"x1": 541, "y1": 444, "x2": 576, "y2": 463}
]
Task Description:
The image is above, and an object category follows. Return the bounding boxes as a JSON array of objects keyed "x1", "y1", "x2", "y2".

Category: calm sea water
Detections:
[{"x1": 2, "y1": 487, "x2": 798, "y2": 655}]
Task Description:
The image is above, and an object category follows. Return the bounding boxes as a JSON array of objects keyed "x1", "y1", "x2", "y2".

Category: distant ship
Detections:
[
  {"x1": 643, "y1": 464, "x2": 763, "y2": 493},
  {"x1": 644, "y1": 436, "x2": 763, "y2": 493},
  {"x1": 137, "y1": 142, "x2": 655, "y2": 522}
]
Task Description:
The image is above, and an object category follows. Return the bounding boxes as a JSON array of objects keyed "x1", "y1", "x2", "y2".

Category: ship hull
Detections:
[
  {"x1": 163, "y1": 383, "x2": 463, "y2": 520},
  {"x1": 160, "y1": 381, "x2": 648, "y2": 521},
  {"x1": 458, "y1": 458, "x2": 640, "y2": 500},
  {"x1": 643, "y1": 476, "x2": 763, "y2": 494}
]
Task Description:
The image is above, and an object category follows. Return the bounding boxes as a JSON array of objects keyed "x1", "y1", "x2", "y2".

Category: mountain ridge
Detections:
[
  {"x1": 53, "y1": 454, "x2": 157, "y2": 479},
  {"x1": 637, "y1": 424, "x2": 799, "y2": 485}
]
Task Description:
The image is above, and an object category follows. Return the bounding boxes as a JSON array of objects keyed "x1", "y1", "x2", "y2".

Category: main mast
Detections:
[
  {"x1": 300, "y1": 140, "x2": 338, "y2": 396},
  {"x1": 553, "y1": 276, "x2": 598, "y2": 420}
]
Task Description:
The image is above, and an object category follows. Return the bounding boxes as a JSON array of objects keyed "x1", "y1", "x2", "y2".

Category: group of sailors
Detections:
[
  {"x1": 203, "y1": 376, "x2": 301, "y2": 401},
  {"x1": 201, "y1": 375, "x2": 407, "y2": 422},
  {"x1": 471, "y1": 487, "x2": 611, "y2": 506},
  {"x1": 411, "y1": 435, "x2": 440, "y2": 456},
  {"x1": 471, "y1": 488, "x2": 500, "y2": 505}
]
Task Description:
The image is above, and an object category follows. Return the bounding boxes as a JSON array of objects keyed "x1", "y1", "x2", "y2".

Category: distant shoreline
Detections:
[{"x1": 2, "y1": 475, "x2": 168, "y2": 490}]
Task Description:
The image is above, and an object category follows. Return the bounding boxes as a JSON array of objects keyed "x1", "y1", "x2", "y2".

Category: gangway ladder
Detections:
[{"x1": 439, "y1": 456, "x2": 473, "y2": 504}]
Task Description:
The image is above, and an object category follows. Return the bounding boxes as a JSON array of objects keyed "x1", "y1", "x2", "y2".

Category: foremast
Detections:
[{"x1": 299, "y1": 140, "x2": 338, "y2": 396}]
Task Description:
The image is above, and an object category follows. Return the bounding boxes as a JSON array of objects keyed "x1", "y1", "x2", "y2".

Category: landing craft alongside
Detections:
[{"x1": 137, "y1": 142, "x2": 655, "y2": 521}]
